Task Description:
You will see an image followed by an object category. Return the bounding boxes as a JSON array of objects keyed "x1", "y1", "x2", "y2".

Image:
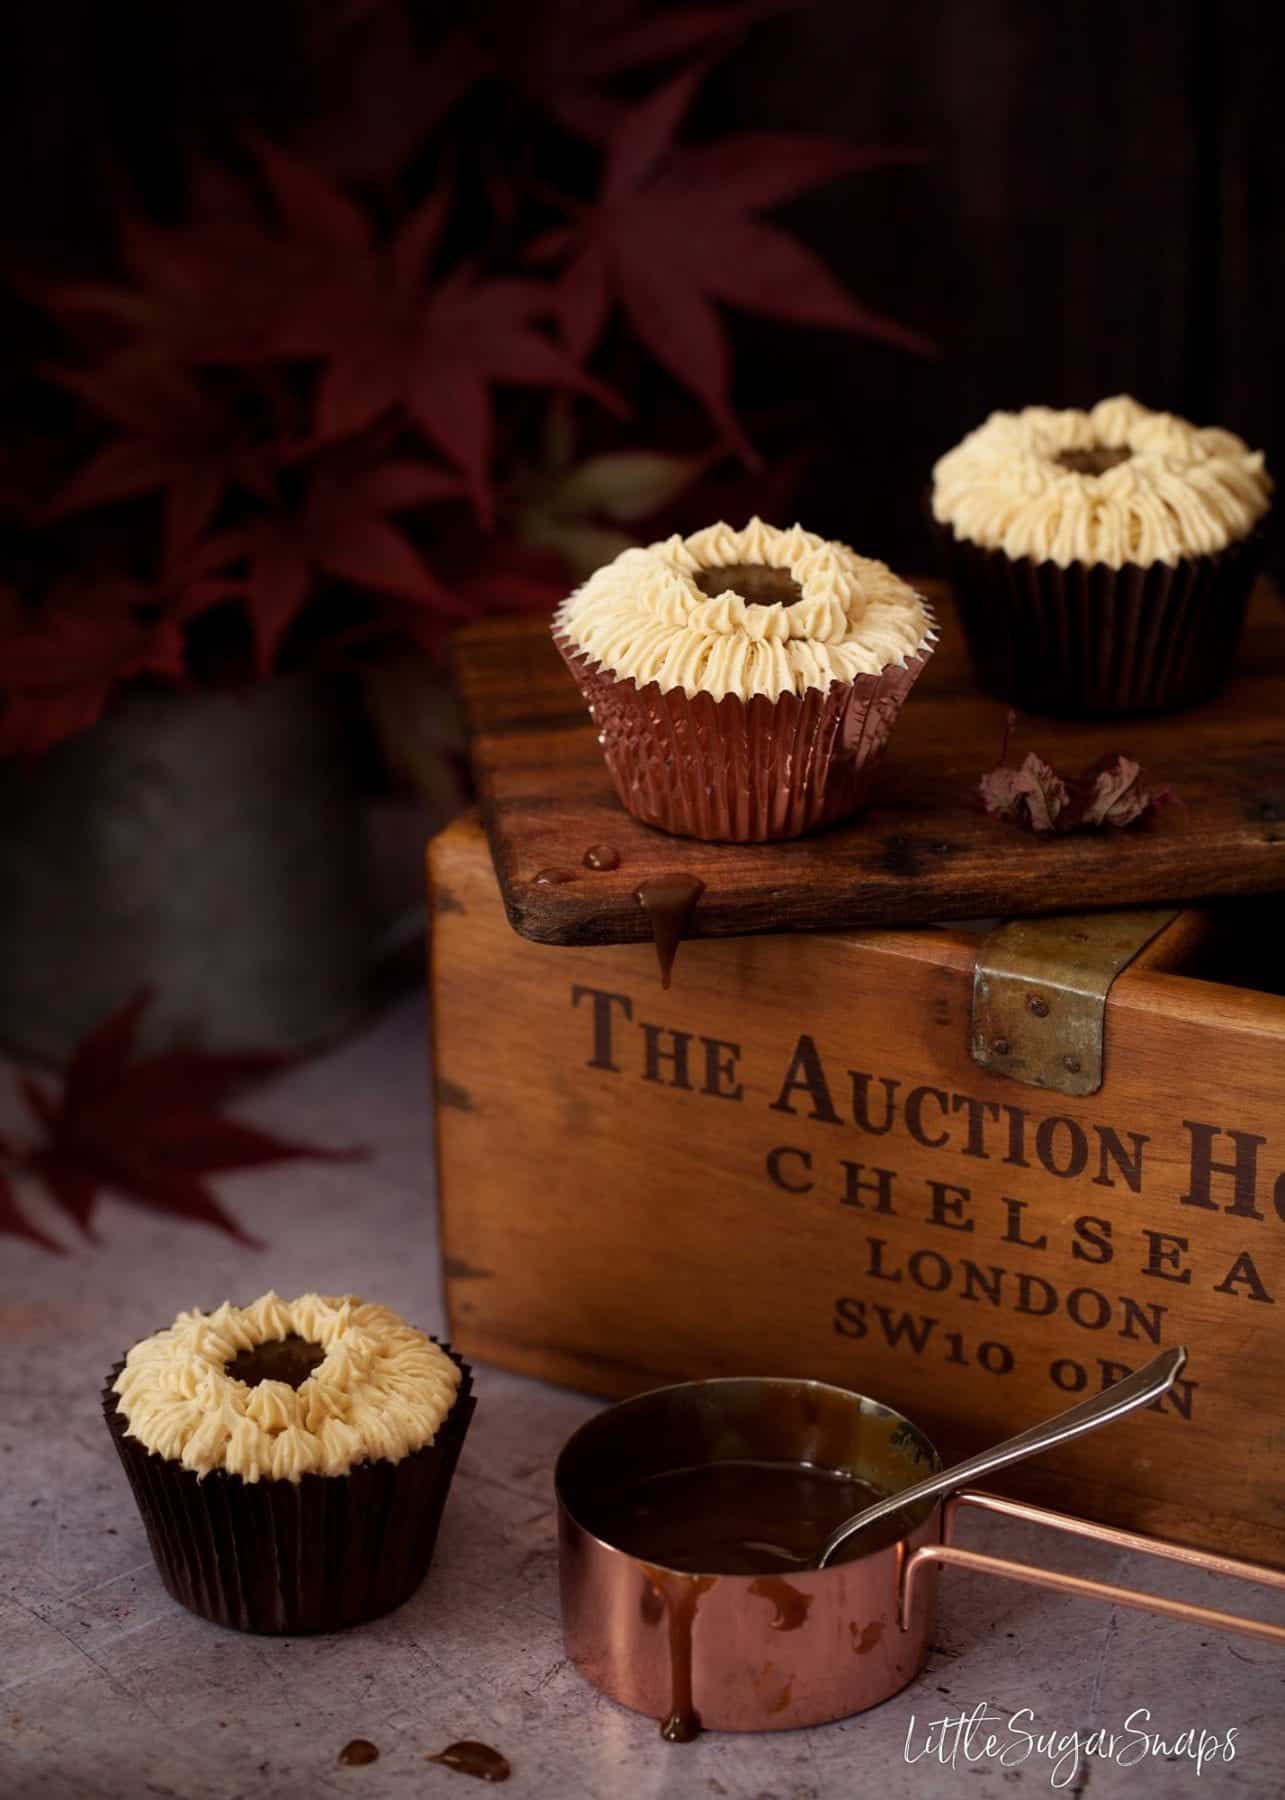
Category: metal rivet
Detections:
[
  {"x1": 993, "y1": 1039, "x2": 1010, "y2": 1056},
  {"x1": 1027, "y1": 994, "x2": 1050, "y2": 1017},
  {"x1": 1063, "y1": 1055, "x2": 1082, "y2": 1074}
]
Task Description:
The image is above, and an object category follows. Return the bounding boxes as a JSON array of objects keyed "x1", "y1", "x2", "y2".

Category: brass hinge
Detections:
[{"x1": 971, "y1": 909, "x2": 1180, "y2": 1097}]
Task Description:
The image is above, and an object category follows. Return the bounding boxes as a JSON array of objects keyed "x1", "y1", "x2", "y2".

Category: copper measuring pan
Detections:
[{"x1": 555, "y1": 1367, "x2": 1285, "y2": 1738}]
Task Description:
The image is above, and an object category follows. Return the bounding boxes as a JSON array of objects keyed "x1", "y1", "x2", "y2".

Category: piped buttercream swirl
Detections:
[
  {"x1": 931, "y1": 395, "x2": 1271, "y2": 569},
  {"x1": 554, "y1": 517, "x2": 931, "y2": 702},
  {"x1": 112, "y1": 1292, "x2": 461, "y2": 1482}
]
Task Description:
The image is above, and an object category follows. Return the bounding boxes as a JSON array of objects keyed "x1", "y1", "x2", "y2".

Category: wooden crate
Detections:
[{"x1": 429, "y1": 815, "x2": 1285, "y2": 1569}]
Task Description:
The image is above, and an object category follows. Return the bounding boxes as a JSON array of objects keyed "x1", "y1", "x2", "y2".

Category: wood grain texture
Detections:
[
  {"x1": 429, "y1": 813, "x2": 1285, "y2": 1567},
  {"x1": 453, "y1": 582, "x2": 1285, "y2": 947}
]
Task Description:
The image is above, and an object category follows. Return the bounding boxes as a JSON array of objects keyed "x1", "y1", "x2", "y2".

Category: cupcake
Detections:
[
  {"x1": 553, "y1": 517, "x2": 935, "y2": 842},
  {"x1": 104, "y1": 1292, "x2": 474, "y2": 1634},
  {"x1": 931, "y1": 395, "x2": 1272, "y2": 717}
]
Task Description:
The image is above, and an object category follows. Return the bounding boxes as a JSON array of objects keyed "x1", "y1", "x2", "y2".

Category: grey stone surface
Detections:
[{"x1": 2, "y1": 994, "x2": 1281, "y2": 1799}]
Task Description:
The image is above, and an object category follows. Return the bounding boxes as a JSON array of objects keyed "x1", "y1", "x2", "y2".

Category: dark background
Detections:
[
  {"x1": 736, "y1": 0, "x2": 1284, "y2": 571},
  {"x1": 1, "y1": 0, "x2": 1281, "y2": 573}
]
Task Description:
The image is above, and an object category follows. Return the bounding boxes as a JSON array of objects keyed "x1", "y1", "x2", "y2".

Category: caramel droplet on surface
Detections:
[
  {"x1": 426, "y1": 1741, "x2": 511, "y2": 1782},
  {"x1": 583, "y1": 843, "x2": 621, "y2": 871},
  {"x1": 634, "y1": 875, "x2": 705, "y2": 989},
  {"x1": 533, "y1": 867, "x2": 574, "y2": 885},
  {"x1": 338, "y1": 1739, "x2": 380, "y2": 1766}
]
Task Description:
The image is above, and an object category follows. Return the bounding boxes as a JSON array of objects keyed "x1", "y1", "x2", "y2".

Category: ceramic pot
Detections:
[{"x1": 0, "y1": 675, "x2": 371, "y2": 1062}]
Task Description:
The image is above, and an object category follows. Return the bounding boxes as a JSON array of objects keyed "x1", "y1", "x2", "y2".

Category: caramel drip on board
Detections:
[{"x1": 634, "y1": 875, "x2": 705, "y2": 989}]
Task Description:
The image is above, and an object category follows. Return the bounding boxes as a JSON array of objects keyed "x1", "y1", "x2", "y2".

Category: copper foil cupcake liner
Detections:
[
  {"x1": 936, "y1": 526, "x2": 1263, "y2": 719},
  {"x1": 555, "y1": 617, "x2": 936, "y2": 843},
  {"x1": 103, "y1": 1346, "x2": 474, "y2": 1635}
]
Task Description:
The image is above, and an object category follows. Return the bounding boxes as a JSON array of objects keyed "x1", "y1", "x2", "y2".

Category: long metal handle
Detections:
[
  {"x1": 817, "y1": 1346, "x2": 1186, "y2": 1568},
  {"x1": 898, "y1": 1490, "x2": 1285, "y2": 1645}
]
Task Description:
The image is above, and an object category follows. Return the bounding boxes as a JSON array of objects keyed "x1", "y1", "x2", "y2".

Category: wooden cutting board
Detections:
[{"x1": 452, "y1": 580, "x2": 1285, "y2": 945}]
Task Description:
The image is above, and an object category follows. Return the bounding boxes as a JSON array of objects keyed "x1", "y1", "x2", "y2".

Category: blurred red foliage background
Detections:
[{"x1": 0, "y1": 0, "x2": 933, "y2": 757}]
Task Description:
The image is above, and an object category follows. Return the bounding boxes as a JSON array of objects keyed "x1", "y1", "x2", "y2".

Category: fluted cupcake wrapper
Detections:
[
  {"x1": 936, "y1": 526, "x2": 1264, "y2": 719},
  {"x1": 556, "y1": 617, "x2": 936, "y2": 843},
  {"x1": 103, "y1": 1347, "x2": 474, "y2": 1635}
]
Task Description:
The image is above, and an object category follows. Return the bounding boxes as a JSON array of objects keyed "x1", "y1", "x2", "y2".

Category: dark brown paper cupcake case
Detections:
[
  {"x1": 103, "y1": 1346, "x2": 474, "y2": 1635},
  {"x1": 556, "y1": 616, "x2": 936, "y2": 843},
  {"x1": 935, "y1": 526, "x2": 1264, "y2": 719}
]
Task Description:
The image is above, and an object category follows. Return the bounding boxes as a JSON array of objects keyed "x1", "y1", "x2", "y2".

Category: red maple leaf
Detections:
[
  {"x1": 37, "y1": 137, "x2": 616, "y2": 524},
  {"x1": 67, "y1": 141, "x2": 622, "y2": 516},
  {"x1": 0, "y1": 1163, "x2": 63, "y2": 1254},
  {"x1": 294, "y1": 2, "x2": 790, "y2": 178},
  {"x1": 469, "y1": 0, "x2": 797, "y2": 138},
  {"x1": 43, "y1": 361, "x2": 291, "y2": 561},
  {"x1": 41, "y1": 153, "x2": 357, "y2": 373},
  {"x1": 201, "y1": 457, "x2": 469, "y2": 670},
  {"x1": 5, "y1": 992, "x2": 365, "y2": 1249},
  {"x1": 532, "y1": 65, "x2": 934, "y2": 458},
  {"x1": 251, "y1": 147, "x2": 622, "y2": 513},
  {"x1": 0, "y1": 584, "x2": 187, "y2": 758},
  {"x1": 292, "y1": 8, "x2": 494, "y2": 181}
]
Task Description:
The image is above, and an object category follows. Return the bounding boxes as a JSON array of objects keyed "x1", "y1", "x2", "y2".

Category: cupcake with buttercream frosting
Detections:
[
  {"x1": 104, "y1": 1292, "x2": 474, "y2": 1633},
  {"x1": 553, "y1": 517, "x2": 935, "y2": 841},
  {"x1": 932, "y1": 395, "x2": 1271, "y2": 716}
]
